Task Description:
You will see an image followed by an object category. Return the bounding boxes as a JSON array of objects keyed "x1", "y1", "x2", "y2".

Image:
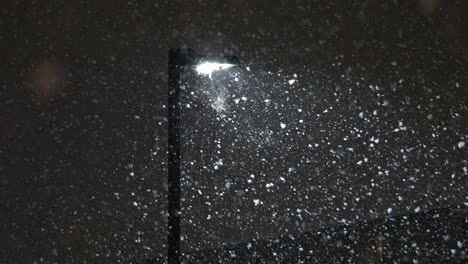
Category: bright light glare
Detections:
[{"x1": 195, "y1": 62, "x2": 235, "y2": 77}]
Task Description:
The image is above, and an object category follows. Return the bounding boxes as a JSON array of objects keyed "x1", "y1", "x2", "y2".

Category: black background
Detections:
[{"x1": 2, "y1": 0, "x2": 468, "y2": 263}]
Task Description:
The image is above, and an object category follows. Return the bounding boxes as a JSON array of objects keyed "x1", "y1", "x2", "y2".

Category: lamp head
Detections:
[
  {"x1": 195, "y1": 62, "x2": 235, "y2": 77},
  {"x1": 169, "y1": 49, "x2": 239, "y2": 78}
]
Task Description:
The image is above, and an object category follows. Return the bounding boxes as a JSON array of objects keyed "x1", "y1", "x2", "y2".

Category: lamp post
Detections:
[{"x1": 167, "y1": 48, "x2": 238, "y2": 264}]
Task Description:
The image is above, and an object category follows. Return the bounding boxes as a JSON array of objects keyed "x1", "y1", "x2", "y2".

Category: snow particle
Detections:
[{"x1": 458, "y1": 141, "x2": 465, "y2": 148}]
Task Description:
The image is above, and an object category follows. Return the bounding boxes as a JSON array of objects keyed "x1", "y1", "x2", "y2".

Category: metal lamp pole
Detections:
[
  {"x1": 167, "y1": 48, "x2": 238, "y2": 264},
  {"x1": 167, "y1": 48, "x2": 183, "y2": 264}
]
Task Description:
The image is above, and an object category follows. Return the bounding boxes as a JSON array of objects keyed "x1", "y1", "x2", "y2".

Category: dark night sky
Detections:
[{"x1": 2, "y1": 0, "x2": 468, "y2": 263}]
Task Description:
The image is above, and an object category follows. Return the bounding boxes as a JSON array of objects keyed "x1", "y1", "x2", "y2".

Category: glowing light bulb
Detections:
[{"x1": 195, "y1": 62, "x2": 234, "y2": 77}]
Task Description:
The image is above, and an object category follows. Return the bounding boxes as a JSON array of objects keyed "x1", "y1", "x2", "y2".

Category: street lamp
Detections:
[{"x1": 167, "y1": 48, "x2": 238, "y2": 264}]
